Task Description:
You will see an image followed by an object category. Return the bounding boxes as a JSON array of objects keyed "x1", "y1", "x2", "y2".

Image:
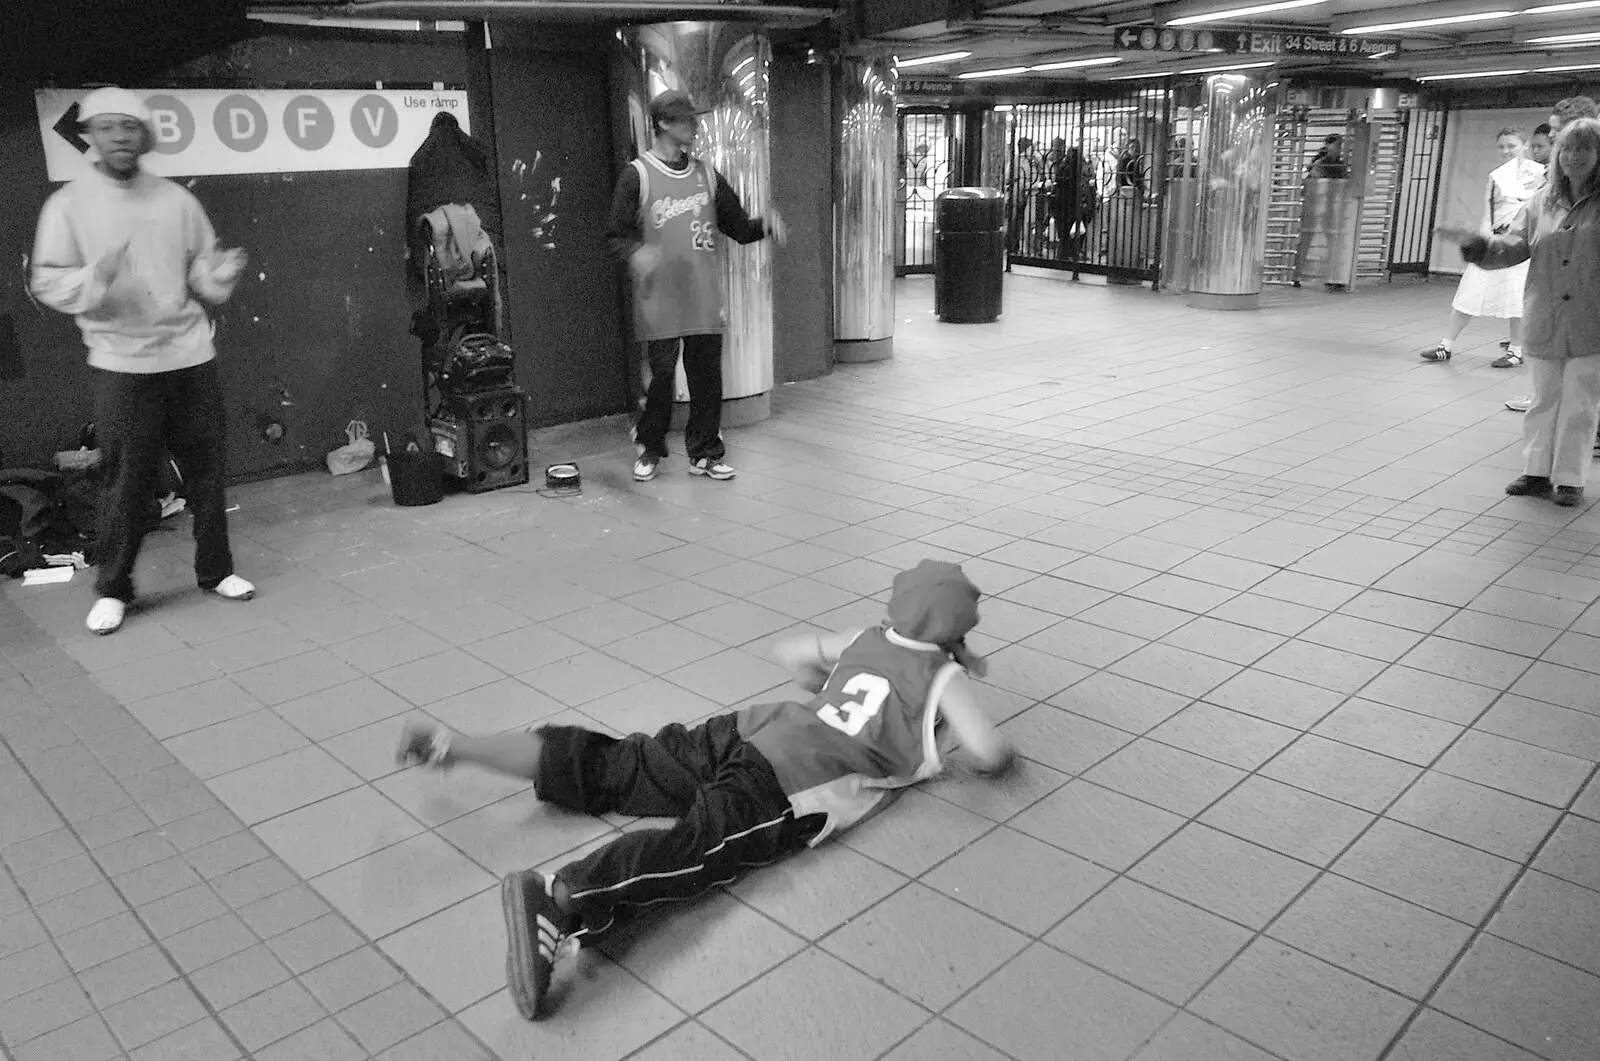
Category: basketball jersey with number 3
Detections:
[
  {"x1": 631, "y1": 152, "x2": 725, "y2": 341},
  {"x1": 736, "y1": 627, "x2": 963, "y2": 845}
]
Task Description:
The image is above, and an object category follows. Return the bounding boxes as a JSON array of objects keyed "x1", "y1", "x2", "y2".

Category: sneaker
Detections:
[
  {"x1": 1420, "y1": 344, "x2": 1452, "y2": 362},
  {"x1": 396, "y1": 723, "x2": 451, "y2": 768},
  {"x1": 688, "y1": 458, "x2": 735, "y2": 480},
  {"x1": 1506, "y1": 475, "x2": 1553, "y2": 497},
  {"x1": 159, "y1": 493, "x2": 186, "y2": 519},
  {"x1": 633, "y1": 457, "x2": 658, "y2": 482},
  {"x1": 1491, "y1": 351, "x2": 1523, "y2": 368},
  {"x1": 86, "y1": 597, "x2": 125, "y2": 635},
  {"x1": 502, "y1": 870, "x2": 570, "y2": 1021},
  {"x1": 211, "y1": 574, "x2": 255, "y2": 601},
  {"x1": 1556, "y1": 486, "x2": 1585, "y2": 507},
  {"x1": 1505, "y1": 395, "x2": 1532, "y2": 412}
]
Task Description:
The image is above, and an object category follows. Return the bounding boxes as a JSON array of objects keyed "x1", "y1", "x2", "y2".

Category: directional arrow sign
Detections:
[{"x1": 52, "y1": 102, "x2": 88, "y2": 154}]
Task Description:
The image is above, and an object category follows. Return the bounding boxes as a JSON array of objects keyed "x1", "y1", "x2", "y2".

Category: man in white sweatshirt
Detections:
[{"x1": 31, "y1": 87, "x2": 254, "y2": 635}]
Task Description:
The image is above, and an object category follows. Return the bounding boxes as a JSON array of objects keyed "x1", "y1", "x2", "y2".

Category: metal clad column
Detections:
[
  {"x1": 1188, "y1": 74, "x2": 1274, "y2": 310},
  {"x1": 834, "y1": 53, "x2": 896, "y2": 363},
  {"x1": 623, "y1": 24, "x2": 774, "y2": 424}
]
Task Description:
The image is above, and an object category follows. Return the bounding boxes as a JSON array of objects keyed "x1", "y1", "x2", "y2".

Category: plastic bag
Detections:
[{"x1": 326, "y1": 420, "x2": 376, "y2": 476}]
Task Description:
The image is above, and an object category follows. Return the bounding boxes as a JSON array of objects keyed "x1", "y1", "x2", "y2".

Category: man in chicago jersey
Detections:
[
  {"x1": 395, "y1": 559, "x2": 1014, "y2": 1020},
  {"x1": 606, "y1": 89, "x2": 787, "y2": 483}
]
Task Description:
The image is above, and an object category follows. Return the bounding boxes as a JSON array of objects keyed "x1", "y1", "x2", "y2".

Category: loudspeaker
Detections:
[{"x1": 430, "y1": 388, "x2": 530, "y2": 493}]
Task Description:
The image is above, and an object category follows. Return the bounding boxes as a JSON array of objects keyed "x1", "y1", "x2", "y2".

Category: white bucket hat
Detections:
[{"x1": 79, "y1": 87, "x2": 153, "y2": 128}]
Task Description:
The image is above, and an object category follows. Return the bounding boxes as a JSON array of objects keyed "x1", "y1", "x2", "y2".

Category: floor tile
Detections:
[
  {"x1": 728, "y1": 842, "x2": 907, "y2": 940},
  {"x1": 1489, "y1": 870, "x2": 1600, "y2": 976},
  {"x1": 923, "y1": 823, "x2": 1112, "y2": 934},
  {"x1": 822, "y1": 882, "x2": 1026, "y2": 1009},
  {"x1": 1108, "y1": 642, "x2": 1241, "y2": 698},
  {"x1": 879, "y1": 1019, "x2": 1011, "y2": 1061},
  {"x1": 1533, "y1": 814, "x2": 1600, "y2": 893},
  {"x1": 1269, "y1": 874, "x2": 1474, "y2": 998},
  {"x1": 1047, "y1": 877, "x2": 1252, "y2": 1004},
  {"x1": 1433, "y1": 935, "x2": 1600, "y2": 1061},
  {"x1": 1147, "y1": 701, "x2": 1297, "y2": 770},
  {"x1": 1161, "y1": 616, "x2": 1286, "y2": 666},
  {"x1": 1192, "y1": 938, "x2": 1413, "y2": 1061},
  {"x1": 1388, "y1": 1008, "x2": 1543, "y2": 1061},
  {"x1": 837, "y1": 788, "x2": 992, "y2": 877},
  {"x1": 310, "y1": 833, "x2": 495, "y2": 938},
  {"x1": 273, "y1": 677, "x2": 414, "y2": 742},
  {"x1": 946, "y1": 942, "x2": 1173, "y2": 1061},
  {"x1": 1002, "y1": 704, "x2": 1131, "y2": 776},
  {"x1": 1129, "y1": 1011, "x2": 1277, "y2": 1061},
  {"x1": 374, "y1": 649, "x2": 503, "y2": 706},
  {"x1": 1302, "y1": 613, "x2": 1423, "y2": 663},
  {"x1": 207, "y1": 746, "x2": 361, "y2": 825},
  {"x1": 219, "y1": 979, "x2": 325, "y2": 1053},
  {"x1": 701, "y1": 948, "x2": 925, "y2": 1061},
  {"x1": 1049, "y1": 671, "x2": 1190, "y2": 735},
  {"x1": 254, "y1": 785, "x2": 423, "y2": 878},
  {"x1": 1259, "y1": 734, "x2": 1422, "y2": 813},
  {"x1": 103, "y1": 980, "x2": 208, "y2": 1051},
  {"x1": 190, "y1": 944, "x2": 293, "y2": 1010},
  {"x1": 1313, "y1": 699, "x2": 1462, "y2": 766},
  {"x1": 1334, "y1": 818, "x2": 1520, "y2": 923},
  {"x1": 163, "y1": 710, "x2": 309, "y2": 780},
  {"x1": 1203, "y1": 668, "x2": 1346, "y2": 729},
  {"x1": 436, "y1": 789, "x2": 611, "y2": 876},
  {"x1": 1475, "y1": 694, "x2": 1600, "y2": 760},
  {"x1": 1508, "y1": 662, "x2": 1600, "y2": 715},
  {"x1": 1017, "y1": 780, "x2": 1184, "y2": 870},
  {"x1": 1083, "y1": 738, "x2": 1246, "y2": 816},
  {"x1": 1434, "y1": 730, "x2": 1592, "y2": 807},
  {"x1": 9, "y1": 1014, "x2": 121, "y2": 1061},
  {"x1": 1387, "y1": 771, "x2": 1561, "y2": 862},
  {"x1": 1200, "y1": 775, "x2": 1374, "y2": 864},
  {"x1": 1129, "y1": 823, "x2": 1318, "y2": 929}
]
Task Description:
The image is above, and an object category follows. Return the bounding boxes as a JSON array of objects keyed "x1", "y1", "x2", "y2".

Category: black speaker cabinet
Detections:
[{"x1": 430, "y1": 388, "x2": 530, "y2": 493}]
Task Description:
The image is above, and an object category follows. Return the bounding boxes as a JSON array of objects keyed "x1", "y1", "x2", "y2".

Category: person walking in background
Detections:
[
  {"x1": 1421, "y1": 127, "x2": 1544, "y2": 365},
  {"x1": 1051, "y1": 145, "x2": 1097, "y2": 260},
  {"x1": 1443, "y1": 118, "x2": 1600, "y2": 507},
  {"x1": 30, "y1": 87, "x2": 254, "y2": 636},
  {"x1": 1115, "y1": 137, "x2": 1148, "y2": 197},
  {"x1": 1292, "y1": 134, "x2": 1349, "y2": 288},
  {"x1": 607, "y1": 90, "x2": 785, "y2": 484},
  {"x1": 1006, "y1": 137, "x2": 1043, "y2": 256}
]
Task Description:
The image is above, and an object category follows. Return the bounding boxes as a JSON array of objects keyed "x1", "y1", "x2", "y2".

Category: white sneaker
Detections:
[
  {"x1": 688, "y1": 458, "x2": 735, "y2": 480},
  {"x1": 1505, "y1": 395, "x2": 1532, "y2": 412},
  {"x1": 211, "y1": 574, "x2": 255, "y2": 601},
  {"x1": 86, "y1": 598, "x2": 126, "y2": 635},
  {"x1": 633, "y1": 457, "x2": 658, "y2": 482}
]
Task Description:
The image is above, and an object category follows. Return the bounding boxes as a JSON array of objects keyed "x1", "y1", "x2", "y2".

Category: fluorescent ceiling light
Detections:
[
  {"x1": 1181, "y1": 60, "x2": 1276, "y2": 73},
  {"x1": 1030, "y1": 57, "x2": 1123, "y2": 71},
  {"x1": 1524, "y1": 0, "x2": 1600, "y2": 10},
  {"x1": 1368, "y1": 48, "x2": 1398, "y2": 59},
  {"x1": 994, "y1": 104, "x2": 1016, "y2": 111},
  {"x1": 959, "y1": 67, "x2": 1029, "y2": 79},
  {"x1": 1536, "y1": 62, "x2": 1600, "y2": 70},
  {"x1": 1416, "y1": 67, "x2": 1528, "y2": 79},
  {"x1": 1106, "y1": 71, "x2": 1175, "y2": 79},
  {"x1": 1167, "y1": 0, "x2": 1325, "y2": 26},
  {"x1": 898, "y1": 51, "x2": 971, "y2": 68},
  {"x1": 1526, "y1": 31, "x2": 1600, "y2": 43},
  {"x1": 1343, "y1": 11, "x2": 1514, "y2": 33}
]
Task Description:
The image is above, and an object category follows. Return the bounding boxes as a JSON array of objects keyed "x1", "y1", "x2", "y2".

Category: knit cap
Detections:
[
  {"x1": 79, "y1": 87, "x2": 153, "y2": 129},
  {"x1": 887, "y1": 560, "x2": 981, "y2": 646}
]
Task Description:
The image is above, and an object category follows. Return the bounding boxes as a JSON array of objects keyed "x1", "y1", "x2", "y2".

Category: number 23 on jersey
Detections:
[{"x1": 817, "y1": 673, "x2": 892, "y2": 737}]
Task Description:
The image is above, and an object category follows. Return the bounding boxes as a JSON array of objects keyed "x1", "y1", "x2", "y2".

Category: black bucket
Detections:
[{"x1": 387, "y1": 453, "x2": 444, "y2": 507}]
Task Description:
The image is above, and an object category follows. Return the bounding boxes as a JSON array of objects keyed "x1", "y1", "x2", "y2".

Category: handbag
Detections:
[{"x1": 326, "y1": 420, "x2": 376, "y2": 476}]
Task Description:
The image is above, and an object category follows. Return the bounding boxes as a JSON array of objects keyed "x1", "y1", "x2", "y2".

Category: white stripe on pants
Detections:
[{"x1": 1523, "y1": 356, "x2": 1600, "y2": 488}]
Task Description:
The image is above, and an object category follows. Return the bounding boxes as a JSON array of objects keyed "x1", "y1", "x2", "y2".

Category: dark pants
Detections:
[
  {"x1": 535, "y1": 716, "x2": 820, "y2": 939},
  {"x1": 92, "y1": 361, "x2": 234, "y2": 602},
  {"x1": 636, "y1": 334, "x2": 725, "y2": 463}
]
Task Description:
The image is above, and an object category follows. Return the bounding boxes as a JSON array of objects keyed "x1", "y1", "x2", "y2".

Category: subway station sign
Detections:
[
  {"x1": 35, "y1": 87, "x2": 472, "y2": 182},
  {"x1": 1113, "y1": 26, "x2": 1400, "y2": 58}
]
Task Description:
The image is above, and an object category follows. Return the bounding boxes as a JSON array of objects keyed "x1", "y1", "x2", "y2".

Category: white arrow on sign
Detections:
[{"x1": 1120, "y1": 30, "x2": 1138, "y2": 46}]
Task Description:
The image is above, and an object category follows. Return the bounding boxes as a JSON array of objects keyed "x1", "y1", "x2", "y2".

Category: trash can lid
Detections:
[{"x1": 936, "y1": 186, "x2": 1004, "y2": 200}]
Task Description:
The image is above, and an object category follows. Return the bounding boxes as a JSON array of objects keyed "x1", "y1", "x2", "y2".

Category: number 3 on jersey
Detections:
[{"x1": 817, "y1": 673, "x2": 891, "y2": 737}]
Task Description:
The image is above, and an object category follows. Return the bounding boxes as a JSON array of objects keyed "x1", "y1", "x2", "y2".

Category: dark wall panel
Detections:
[
  {"x1": 770, "y1": 59, "x2": 834, "y2": 384},
  {"x1": 0, "y1": 27, "x2": 496, "y2": 478},
  {"x1": 488, "y1": 46, "x2": 627, "y2": 427}
]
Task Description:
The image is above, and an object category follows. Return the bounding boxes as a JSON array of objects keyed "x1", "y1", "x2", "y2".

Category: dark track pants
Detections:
[
  {"x1": 534, "y1": 715, "x2": 820, "y2": 938},
  {"x1": 92, "y1": 361, "x2": 234, "y2": 602},
  {"x1": 634, "y1": 333, "x2": 726, "y2": 463}
]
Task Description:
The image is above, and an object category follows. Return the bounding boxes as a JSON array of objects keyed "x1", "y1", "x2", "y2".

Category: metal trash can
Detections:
[{"x1": 934, "y1": 187, "x2": 1005, "y2": 323}]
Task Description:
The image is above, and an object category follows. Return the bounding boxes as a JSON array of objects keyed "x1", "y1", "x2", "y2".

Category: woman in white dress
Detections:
[{"x1": 1421, "y1": 127, "x2": 1546, "y2": 365}]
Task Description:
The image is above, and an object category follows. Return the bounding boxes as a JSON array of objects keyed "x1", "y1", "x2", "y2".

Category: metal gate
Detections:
[
  {"x1": 895, "y1": 109, "x2": 972, "y2": 274},
  {"x1": 1389, "y1": 105, "x2": 1449, "y2": 273},
  {"x1": 1264, "y1": 106, "x2": 1409, "y2": 286},
  {"x1": 1001, "y1": 89, "x2": 1172, "y2": 285}
]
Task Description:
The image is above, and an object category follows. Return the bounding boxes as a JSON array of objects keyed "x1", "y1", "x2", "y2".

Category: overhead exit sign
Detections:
[{"x1": 1113, "y1": 26, "x2": 1400, "y2": 59}]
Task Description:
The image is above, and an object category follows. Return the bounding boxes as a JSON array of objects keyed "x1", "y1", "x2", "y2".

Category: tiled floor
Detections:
[{"x1": 4, "y1": 270, "x2": 1600, "y2": 1061}]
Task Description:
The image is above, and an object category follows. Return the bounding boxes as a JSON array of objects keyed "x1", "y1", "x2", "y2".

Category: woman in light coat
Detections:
[
  {"x1": 1444, "y1": 118, "x2": 1600, "y2": 506},
  {"x1": 1422, "y1": 126, "x2": 1546, "y2": 365}
]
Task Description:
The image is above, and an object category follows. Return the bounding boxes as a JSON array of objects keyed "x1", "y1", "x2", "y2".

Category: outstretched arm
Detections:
[
  {"x1": 771, "y1": 629, "x2": 859, "y2": 693},
  {"x1": 936, "y1": 671, "x2": 1014, "y2": 775}
]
